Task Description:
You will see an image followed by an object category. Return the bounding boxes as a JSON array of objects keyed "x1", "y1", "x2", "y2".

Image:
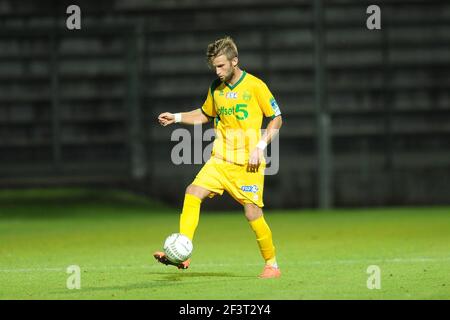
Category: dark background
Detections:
[{"x1": 0, "y1": 0, "x2": 449, "y2": 209}]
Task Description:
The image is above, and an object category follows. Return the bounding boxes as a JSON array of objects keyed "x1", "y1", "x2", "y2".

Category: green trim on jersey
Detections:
[
  {"x1": 201, "y1": 107, "x2": 214, "y2": 119},
  {"x1": 204, "y1": 78, "x2": 223, "y2": 118},
  {"x1": 225, "y1": 71, "x2": 247, "y2": 90},
  {"x1": 210, "y1": 78, "x2": 222, "y2": 96}
]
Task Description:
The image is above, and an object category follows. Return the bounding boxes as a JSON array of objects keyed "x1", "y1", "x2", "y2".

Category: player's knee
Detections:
[
  {"x1": 185, "y1": 184, "x2": 200, "y2": 197},
  {"x1": 185, "y1": 184, "x2": 207, "y2": 200},
  {"x1": 244, "y1": 204, "x2": 263, "y2": 221}
]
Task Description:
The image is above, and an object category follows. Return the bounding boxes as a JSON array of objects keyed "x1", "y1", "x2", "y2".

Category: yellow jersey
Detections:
[{"x1": 201, "y1": 71, "x2": 281, "y2": 165}]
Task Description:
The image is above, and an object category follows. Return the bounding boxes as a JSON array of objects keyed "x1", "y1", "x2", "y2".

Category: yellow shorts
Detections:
[{"x1": 192, "y1": 156, "x2": 265, "y2": 207}]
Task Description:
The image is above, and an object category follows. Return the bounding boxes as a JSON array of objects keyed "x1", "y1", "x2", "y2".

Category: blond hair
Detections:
[{"x1": 206, "y1": 36, "x2": 238, "y2": 68}]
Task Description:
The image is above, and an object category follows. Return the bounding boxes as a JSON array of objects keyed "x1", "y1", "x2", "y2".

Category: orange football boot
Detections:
[
  {"x1": 153, "y1": 251, "x2": 190, "y2": 269},
  {"x1": 259, "y1": 265, "x2": 281, "y2": 278}
]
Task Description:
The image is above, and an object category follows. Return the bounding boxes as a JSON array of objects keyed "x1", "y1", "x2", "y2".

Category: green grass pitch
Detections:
[{"x1": 0, "y1": 189, "x2": 449, "y2": 299}]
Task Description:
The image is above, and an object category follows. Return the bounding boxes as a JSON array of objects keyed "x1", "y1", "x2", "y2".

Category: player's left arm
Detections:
[{"x1": 248, "y1": 115, "x2": 283, "y2": 172}]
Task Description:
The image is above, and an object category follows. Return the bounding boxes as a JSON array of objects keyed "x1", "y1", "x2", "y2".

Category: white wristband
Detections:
[
  {"x1": 174, "y1": 113, "x2": 182, "y2": 123},
  {"x1": 256, "y1": 140, "x2": 267, "y2": 150}
]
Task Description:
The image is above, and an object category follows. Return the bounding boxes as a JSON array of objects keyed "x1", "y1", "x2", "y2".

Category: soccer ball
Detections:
[{"x1": 163, "y1": 233, "x2": 193, "y2": 264}]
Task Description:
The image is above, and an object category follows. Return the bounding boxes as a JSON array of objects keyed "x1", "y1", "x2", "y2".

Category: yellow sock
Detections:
[
  {"x1": 179, "y1": 194, "x2": 202, "y2": 240},
  {"x1": 249, "y1": 215, "x2": 277, "y2": 267}
]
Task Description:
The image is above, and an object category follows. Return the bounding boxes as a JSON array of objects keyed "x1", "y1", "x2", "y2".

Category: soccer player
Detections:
[{"x1": 154, "y1": 36, "x2": 283, "y2": 278}]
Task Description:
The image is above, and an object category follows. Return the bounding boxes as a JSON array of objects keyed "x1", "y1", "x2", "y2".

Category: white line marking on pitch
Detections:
[{"x1": 1, "y1": 256, "x2": 449, "y2": 273}]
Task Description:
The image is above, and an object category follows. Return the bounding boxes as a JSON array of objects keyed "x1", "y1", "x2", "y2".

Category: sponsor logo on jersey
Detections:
[
  {"x1": 217, "y1": 106, "x2": 234, "y2": 116},
  {"x1": 226, "y1": 92, "x2": 238, "y2": 99},
  {"x1": 241, "y1": 185, "x2": 259, "y2": 193}
]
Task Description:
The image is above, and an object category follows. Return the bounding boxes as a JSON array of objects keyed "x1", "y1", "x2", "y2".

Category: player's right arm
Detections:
[
  {"x1": 158, "y1": 80, "x2": 218, "y2": 127},
  {"x1": 158, "y1": 108, "x2": 210, "y2": 126}
]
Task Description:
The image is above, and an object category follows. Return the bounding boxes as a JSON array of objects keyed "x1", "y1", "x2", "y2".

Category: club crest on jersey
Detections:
[
  {"x1": 241, "y1": 185, "x2": 259, "y2": 193},
  {"x1": 226, "y1": 92, "x2": 238, "y2": 99},
  {"x1": 243, "y1": 90, "x2": 252, "y2": 101}
]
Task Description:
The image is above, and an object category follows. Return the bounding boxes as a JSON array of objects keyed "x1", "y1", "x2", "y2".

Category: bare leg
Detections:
[
  {"x1": 244, "y1": 203, "x2": 263, "y2": 221},
  {"x1": 185, "y1": 184, "x2": 212, "y2": 201}
]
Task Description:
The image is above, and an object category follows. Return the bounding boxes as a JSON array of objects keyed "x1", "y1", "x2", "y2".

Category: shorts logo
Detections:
[
  {"x1": 226, "y1": 92, "x2": 238, "y2": 99},
  {"x1": 241, "y1": 185, "x2": 259, "y2": 193}
]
